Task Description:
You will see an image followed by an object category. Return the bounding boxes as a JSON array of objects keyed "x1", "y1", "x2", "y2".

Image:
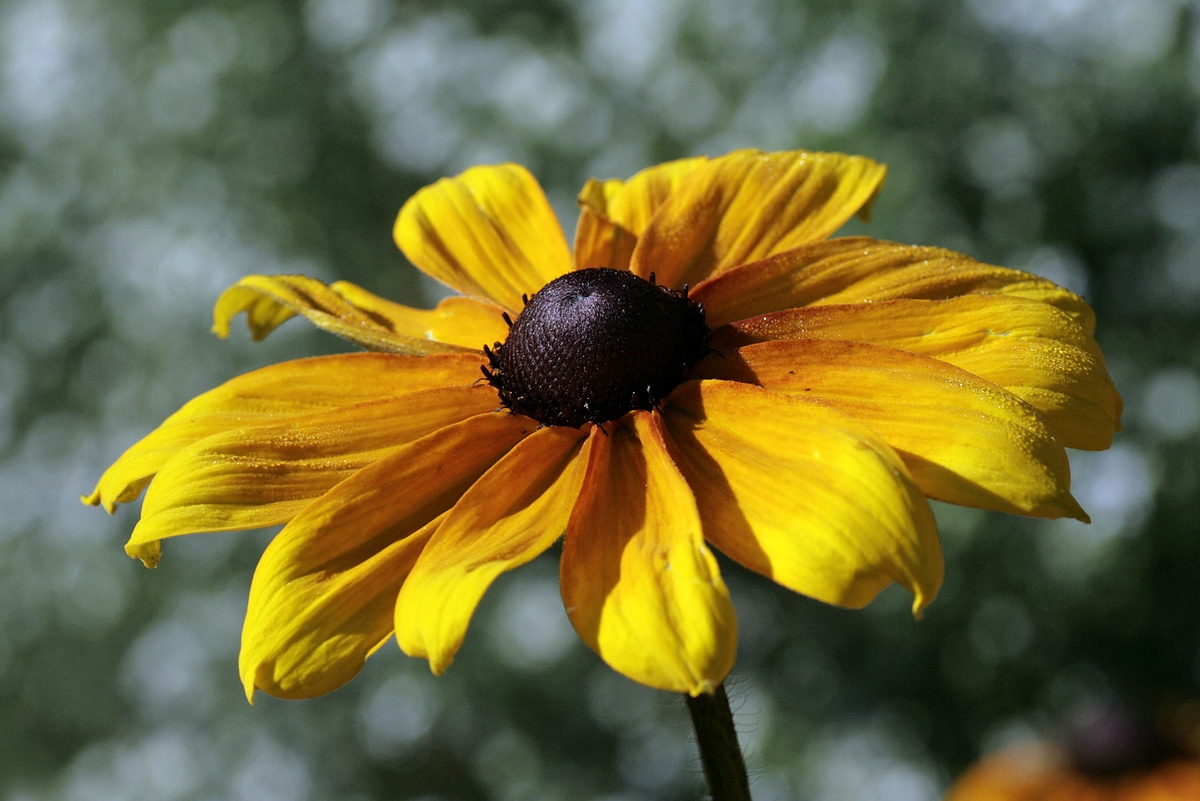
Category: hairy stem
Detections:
[{"x1": 685, "y1": 682, "x2": 752, "y2": 801}]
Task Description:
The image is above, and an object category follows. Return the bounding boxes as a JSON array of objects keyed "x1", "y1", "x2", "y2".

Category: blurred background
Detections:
[{"x1": 2, "y1": 0, "x2": 1198, "y2": 799}]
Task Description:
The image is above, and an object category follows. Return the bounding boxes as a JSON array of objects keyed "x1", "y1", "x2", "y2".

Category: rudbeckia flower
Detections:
[
  {"x1": 947, "y1": 701, "x2": 1200, "y2": 801},
  {"x1": 948, "y1": 745, "x2": 1200, "y2": 801},
  {"x1": 85, "y1": 149, "x2": 1121, "y2": 701}
]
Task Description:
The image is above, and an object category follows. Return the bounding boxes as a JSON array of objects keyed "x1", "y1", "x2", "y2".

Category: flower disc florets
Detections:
[{"x1": 485, "y1": 268, "x2": 711, "y2": 428}]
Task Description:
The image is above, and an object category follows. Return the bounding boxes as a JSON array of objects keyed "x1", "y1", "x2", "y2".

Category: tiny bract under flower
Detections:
[{"x1": 84, "y1": 149, "x2": 1122, "y2": 700}]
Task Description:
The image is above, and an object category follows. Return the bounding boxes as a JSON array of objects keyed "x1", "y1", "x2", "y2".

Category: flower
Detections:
[
  {"x1": 946, "y1": 700, "x2": 1200, "y2": 801},
  {"x1": 85, "y1": 149, "x2": 1121, "y2": 701},
  {"x1": 948, "y1": 745, "x2": 1200, "y2": 801}
]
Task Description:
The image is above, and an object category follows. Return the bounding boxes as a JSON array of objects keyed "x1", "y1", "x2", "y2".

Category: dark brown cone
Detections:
[{"x1": 486, "y1": 268, "x2": 710, "y2": 428}]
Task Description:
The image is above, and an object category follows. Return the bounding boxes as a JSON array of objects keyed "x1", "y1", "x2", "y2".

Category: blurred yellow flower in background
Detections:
[
  {"x1": 948, "y1": 745, "x2": 1200, "y2": 801},
  {"x1": 946, "y1": 699, "x2": 1200, "y2": 801},
  {"x1": 84, "y1": 149, "x2": 1120, "y2": 701}
]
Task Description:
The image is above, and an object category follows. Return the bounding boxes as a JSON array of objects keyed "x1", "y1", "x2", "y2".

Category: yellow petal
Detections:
[
  {"x1": 393, "y1": 163, "x2": 572, "y2": 310},
  {"x1": 561, "y1": 412, "x2": 737, "y2": 695},
  {"x1": 394, "y1": 425, "x2": 590, "y2": 674},
  {"x1": 239, "y1": 411, "x2": 532, "y2": 700},
  {"x1": 212, "y1": 274, "x2": 474, "y2": 355},
  {"x1": 630, "y1": 150, "x2": 887, "y2": 288},
  {"x1": 698, "y1": 340, "x2": 1087, "y2": 521},
  {"x1": 694, "y1": 237, "x2": 1097, "y2": 332},
  {"x1": 84, "y1": 352, "x2": 483, "y2": 514},
  {"x1": 123, "y1": 386, "x2": 500, "y2": 564},
  {"x1": 663, "y1": 380, "x2": 942, "y2": 614},
  {"x1": 573, "y1": 156, "x2": 707, "y2": 272},
  {"x1": 330, "y1": 281, "x2": 510, "y2": 349},
  {"x1": 717, "y1": 295, "x2": 1122, "y2": 450}
]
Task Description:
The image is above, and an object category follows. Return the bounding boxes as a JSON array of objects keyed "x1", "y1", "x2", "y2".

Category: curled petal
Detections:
[
  {"x1": 698, "y1": 340, "x2": 1087, "y2": 521},
  {"x1": 562, "y1": 412, "x2": 737, "y2": 695},
  {"x1": 83, "y1": 352, "x2": 484, "y2": 514},
  {"x1": 124, "y1": 386, "x2": 500, "y2": 566},
  {"x1": 239, "y1": 411, "x2": 533, "y2": 700},
  {"x1": 213, "y1": 274, "x2": 474, "y2": 354},
  {"x1": 630, "y1": 150, "x2": 887, "y2": 288},
  {"x1": 716, "y1": 295, "x2": 1122, "y2": 450},
  {"x1": 664, "y1": 380, "x2": 942, "y2": 614},
  {"x1": 331, "y1": 281, "x2": 510, "y2": 349},
  {"x1": 574, "y1": 156, "x2": 707, "y2": 272},
  {"x1": 394, "y1": 163, "x2": 572, "y2": 310},
  {"x1": 694, "y1": 237, "x2": 1096, "y2": 331},
  {"x1": 394, "y1": 425, "x2": 590, "y2": 674}
]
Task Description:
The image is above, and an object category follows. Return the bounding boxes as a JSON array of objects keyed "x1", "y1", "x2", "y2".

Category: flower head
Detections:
[
  {"x1": 85, "y1": 149, "x2": 1121, "y2": 700},
  {"x1": 947, "y1": 699, "x2": 1200, "y2": 801}
]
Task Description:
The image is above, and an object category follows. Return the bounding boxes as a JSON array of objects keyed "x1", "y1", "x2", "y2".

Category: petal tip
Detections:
[
  {"x1": 855, "y1": 168, "x2": 887, "y2": 223},
  {"x1": 125, "y1": 539, "x2": 161, "y2": 568},
  {"x1": 80, "y1": 489, "x2": 106, "y2": 510},
  {"x1": 428, "y1": 653, "x2": 452, "y2": 677},
  {"x1": 1066, "y1": 496, "x2": 1091, "y2": 524},
  {"x1": 910, "y1": 579, "x2": 941, "y2": 620}
]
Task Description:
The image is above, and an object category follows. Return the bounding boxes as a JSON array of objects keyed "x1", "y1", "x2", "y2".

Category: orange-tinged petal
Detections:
[
  {"x1": 943, "y1": 744, "x2": 1070, "y2": 801},
  {"x1": 561, "y1": 412, "x2": 737, "y2": 695},
  {"x1": 213, "y1": 274, "x2": 475, "y2": 354},
  {"x1": 574, "y1": 156, "x2": 707, "y2": 272},
  {"x1": 123, "y1": 386, "x2": 499, "y2": 566},
  {"x1": 630, "y1": 150, "x2": 887, "y2": 288},
  {"x1": 393, "y1": 163, "x2": 572, "y2": 310},
  {"x1": 394, "y1": 425, "x2": 590, "y2": 674},
  {"x1": 694, "y1": 237, "x2": 1097, "y2": 331},
  {"x1": 945, "y1": 750, "x2": 1200, "y2": 801},
  {"x1": 330, "y1": 280, "x2": 510, "y2": 349},
  {"x1": 84, "y1": 352, "x2": 483, "y2": 513},
  {"x1": 698, "y1": 340, "x2": 1087, "y2": 521},
  {"x1": 716, "y1": 295, "x2": 1122, "y2": 450},
  {"x1": 239, "y1": 411, "x2": 532, "y2": 700},
  {"x1": 664, "y1": 380, "x2": 941, "y2": 613},
  {"x1": 1139, "y1": 762, "x2": 1200, "y2": 799}
]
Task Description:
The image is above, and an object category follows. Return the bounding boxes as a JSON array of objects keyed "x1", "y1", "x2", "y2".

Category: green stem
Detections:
[{"x1": 685, "y1": 681, "x2": 752, "y2": 801}]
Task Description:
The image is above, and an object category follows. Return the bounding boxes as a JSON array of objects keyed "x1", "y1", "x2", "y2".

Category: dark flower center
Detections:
[{"x1": 483, "y1": 268, "x2": 711, "y2": 428}]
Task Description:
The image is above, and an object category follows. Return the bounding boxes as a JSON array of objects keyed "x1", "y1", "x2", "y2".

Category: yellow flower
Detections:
[
  {"x1": 948, "y1": 745, "x2": 1200, "y2": 801},
  {"x1": 84, "y1": 149, "x2": 1121, "y2": 701},
  {"x1": 946, "y1": 702, "x2": 1200, "y2": 801}
]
